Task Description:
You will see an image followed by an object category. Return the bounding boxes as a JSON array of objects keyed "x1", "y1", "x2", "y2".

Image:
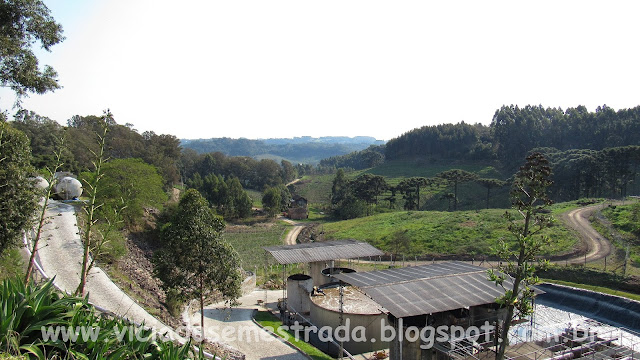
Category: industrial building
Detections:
[
  {"x1": 263, "y1": 241, "x2": 512, "y2": 358},
  {"x1": 264, "y1": 241, "x2": 640, "y2": 360}
]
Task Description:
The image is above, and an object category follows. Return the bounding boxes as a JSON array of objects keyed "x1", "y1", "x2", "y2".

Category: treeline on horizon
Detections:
[
  {"x1": 181, "y1": 136, "x2": 382, "y2": 164},
  {"x1": 322, "y1": 104, "x2": 640, "y2": 201}
]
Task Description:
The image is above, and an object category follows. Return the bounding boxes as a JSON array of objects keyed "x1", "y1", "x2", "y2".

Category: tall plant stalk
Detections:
[
  {"x1": 76, "y1": 113, "x2": 109, "y2": 296},
  {"x1": 24, "y1": 139, "x2": 65, "y2": 283}
]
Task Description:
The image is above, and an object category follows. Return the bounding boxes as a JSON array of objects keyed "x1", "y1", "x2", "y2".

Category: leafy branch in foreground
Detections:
[{"x1": 488, "y1": 152, "x2": 554, "y2": 360}]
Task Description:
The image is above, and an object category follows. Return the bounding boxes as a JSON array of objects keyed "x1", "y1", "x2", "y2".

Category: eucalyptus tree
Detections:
[{"x1": 0, "y1": 0, "x2": 64, "y2": 106}]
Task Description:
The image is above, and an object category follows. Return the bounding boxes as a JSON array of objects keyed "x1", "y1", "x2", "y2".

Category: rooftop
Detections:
[
  {"x1": 334, "y1": 261, "x2": 524, "y2": 318},
  {"x1": 262, "y1": 239, "x2": 384, "y2": 265}
]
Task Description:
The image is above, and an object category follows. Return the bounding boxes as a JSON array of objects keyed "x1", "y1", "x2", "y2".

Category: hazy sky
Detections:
[{"x1": 2, "y1": 1, "x2": 640, "y2": 140}]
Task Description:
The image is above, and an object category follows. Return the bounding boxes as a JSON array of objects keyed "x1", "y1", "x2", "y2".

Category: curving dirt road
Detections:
[
  {"x1": 560, "y1": 204, "x2": 612, "y2": 264},
  {"x1": 279, "y1": 217, "x2": 304, "y2": 246}
]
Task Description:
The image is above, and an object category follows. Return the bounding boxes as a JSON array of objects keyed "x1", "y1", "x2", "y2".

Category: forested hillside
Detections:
[
  {"x1": 323, "y1": 104, "x2": 640, "y2": 203},
  {"x1": 181, "y1": 136, "x2": 383, "y2": 164}
]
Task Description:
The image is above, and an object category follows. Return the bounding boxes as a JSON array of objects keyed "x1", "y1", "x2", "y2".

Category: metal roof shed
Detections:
[
  {"x1": 334, "y1": 261, "x2": 539, "y2": 319},
  {"x1": 262, "y1": 239, "x2": 384, "y2": 264}
]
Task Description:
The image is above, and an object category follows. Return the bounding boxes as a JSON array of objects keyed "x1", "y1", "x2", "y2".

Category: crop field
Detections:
[{"x1": 224, "y1": 222, "x2": 288, "y2": 270}]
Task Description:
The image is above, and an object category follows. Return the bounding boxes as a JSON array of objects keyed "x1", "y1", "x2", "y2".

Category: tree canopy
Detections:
[
  {"x1": 0, "y1": 120, "x2": 38, "y2": 255},
  {"x1": 0, "y1": 0, "x2": 64, "y2": 105},
  {"x1": 94, "y1": 158, "x2": 168, "y2": 228},
  {"x1": 153, "y1": 189, "x2": 242, "y2": 333}
]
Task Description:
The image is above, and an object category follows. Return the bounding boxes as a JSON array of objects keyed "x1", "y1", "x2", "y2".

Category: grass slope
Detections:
[
  {"x1": 322, "y1": 209, "x2": 577, "y2": 257},
  {"x1": 294, "y1": 159, "x2": 512, "y2": 210},
  {"x1": 600, "y1": 201, "x2": 640, "y2": 265}
]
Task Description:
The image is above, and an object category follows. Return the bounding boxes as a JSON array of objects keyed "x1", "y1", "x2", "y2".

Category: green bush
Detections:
[{"x1": 0, "y1": 278, "x2": 205, "y2": 359}]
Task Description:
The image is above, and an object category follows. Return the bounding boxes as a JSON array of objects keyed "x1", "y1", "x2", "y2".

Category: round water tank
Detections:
[
  {"x1": 287, "y1": 273, "x2": 313, "y2": 314},
  {"x1": 32, "y1": 176, "x2": 49, "y2": 191},
  {"x1": 321, "y1": 267, "x2": 356, "y2": 284},
  {"x1": 55, "y1": 177, "x2": 82, "y2": 200}
]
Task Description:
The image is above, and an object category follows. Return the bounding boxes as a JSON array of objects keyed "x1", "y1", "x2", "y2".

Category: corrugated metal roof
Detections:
[
  {"x1": 262, "y1": 239, "x2": 384, "y2": 264},
  {"x1": 334, "y1": 261, "x2": 527, "y2": 318}
]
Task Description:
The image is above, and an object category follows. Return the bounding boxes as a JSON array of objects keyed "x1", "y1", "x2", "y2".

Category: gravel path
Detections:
[
  {"x1": 279, "y1": 217, "x2": 304, "y2": 246},
  {"x1": 36, "y1": 200, "x2": 181, "y2": 340},
  {"x1": 185, "y1": 290, "x2": 306, "y2": 360}
]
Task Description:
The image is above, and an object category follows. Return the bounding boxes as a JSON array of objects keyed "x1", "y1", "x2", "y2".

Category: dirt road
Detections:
[
  {"x1": 560, "y1": 204, "x2": 612, "y2": 264},
  {"x1": 279, "y1": 217, "x2": 304, "y2": 246}
]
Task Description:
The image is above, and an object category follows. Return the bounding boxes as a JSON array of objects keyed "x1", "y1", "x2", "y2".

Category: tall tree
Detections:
[
  {"x1": 153, "y1": 189, "x2": 242, "y2": 336},
  {"x1": 351, "y1": 174, "x2": 387, "y2": 215},
  {"x1": 476, "y1": 178, "x2": 507, "y2": 209},
  {"x1": 0, "y1": 120, "x2": 38, "y2": 255},
  {"x1": 0, "y1": 0, "x2": 64, "y2": 106},
  {"x1": 437, "y1": 169, "x2": 477, "y2": 211},
  {"x1": 488, "y1": 153, "x2": 553, "y2": 360},
  {"x1": 95, "y1": 158, "x2": 167, "y2": 228},
  {"x1": 397, "y1": 177, "x2": 429, "y2": 210},
  {"x1": 331, "y1": 168, "x2": 348, "y2": 206},
  {"x1": 262, "y1": 187, "x2": 281, "y2": 217}
]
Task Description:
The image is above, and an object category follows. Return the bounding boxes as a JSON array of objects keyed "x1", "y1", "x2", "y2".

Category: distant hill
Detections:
[{"x1": 180, "y1": 136, "x2": 384, "y2": 164}]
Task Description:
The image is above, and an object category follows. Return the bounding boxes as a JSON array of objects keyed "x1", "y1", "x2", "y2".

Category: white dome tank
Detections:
[
  {"x1": 32, "y1": 176, "x2": 49, "y2": 191},
  {"x1": 55, "y1": 177, "x2": 83, "y2": 200}
]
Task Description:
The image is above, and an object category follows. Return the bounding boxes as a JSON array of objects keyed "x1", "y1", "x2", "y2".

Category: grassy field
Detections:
[
  {"x1": 591, "y1": 201, "x2": 640, "y2": 274},
  {"x1": 224, "y1": 222, "x2": 288, "y2": 270},
  {"x1": 362, "y1": 159, "x2": 503, "y2": 180},
  {"x1": 322, "y1": 208, "x2": 578, "y2": 257},
  {"x1": 246, "y1": 189, "x2": 263, "y2": 207}
]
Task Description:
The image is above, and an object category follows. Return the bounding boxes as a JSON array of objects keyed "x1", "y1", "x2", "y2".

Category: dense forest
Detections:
[
  {"x1": 326, "y1": 105, "x2": 640, "y2": 202},
  {"x1": 385, "y1": 104, "x2": 640, "y2": 165}
]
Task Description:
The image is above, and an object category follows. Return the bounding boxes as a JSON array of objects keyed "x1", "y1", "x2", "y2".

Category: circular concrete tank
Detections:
[
  {"x1": 310, "y1": 284, "x2": 388, "y2": 355},
  {"x1": 55, "y1": 177, "x2": 82, "y2": 200},
  {"x1": 321, "y1": 267, "x2": 356, "y2": 285},
  {"x1": 287, "y1": 273, "x2": 313, "y2": 314}
]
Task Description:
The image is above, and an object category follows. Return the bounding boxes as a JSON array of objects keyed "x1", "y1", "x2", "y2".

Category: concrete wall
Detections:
[{"x1": 310, "y1": 261, "x2": 332, "y2": 287}]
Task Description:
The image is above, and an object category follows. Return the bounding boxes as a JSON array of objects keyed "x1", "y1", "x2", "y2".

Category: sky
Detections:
[{"x1": 2, "y1": 0, "x2": 640, "y2": 141}]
